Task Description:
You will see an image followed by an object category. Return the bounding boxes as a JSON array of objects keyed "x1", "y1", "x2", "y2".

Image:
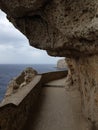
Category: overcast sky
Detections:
[{"x1": 0, "y1": 10, "x2": 62, "y2": 64}]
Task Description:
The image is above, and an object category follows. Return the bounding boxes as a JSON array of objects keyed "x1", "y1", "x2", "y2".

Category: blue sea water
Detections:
[{"x1": 0, "y1": 64, "x2": 66, "y2": 101}]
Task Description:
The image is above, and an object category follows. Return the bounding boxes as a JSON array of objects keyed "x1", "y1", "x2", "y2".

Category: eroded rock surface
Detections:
[
  {"x1": 66, "y1": 56, "x2": 98, "y2": 128},
  {"x1": 0, "y1": 0, "x2": 98, "y2": 129},
  {"x1": 66, "y1": 56, "x2": 98, "y2": 123},
  {"x1": 0, "y1": 0, "x2": 98, "y2": 57},
  {"x1": 57, "y1": 58, "x2": 67, "y2": 69},
  {"x1": 5, "y1": 67, "x2": 37, "y2": 97}
]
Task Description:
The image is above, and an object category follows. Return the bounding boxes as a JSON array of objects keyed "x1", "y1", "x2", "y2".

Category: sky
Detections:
[{"x1": 0, "y1": 10, "x2": 62, "y2": 64}]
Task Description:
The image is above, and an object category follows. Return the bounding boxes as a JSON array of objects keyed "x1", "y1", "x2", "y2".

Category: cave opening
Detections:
[
  {"x1": 0, "y1": 10, "x2": 67, "y2": 102},
  {"x1": 0, "y1": 10, "x2": 63, "y2": 65}
]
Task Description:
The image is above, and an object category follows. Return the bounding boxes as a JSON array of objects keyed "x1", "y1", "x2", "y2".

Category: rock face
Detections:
[
  {"x1": 57, "y1": 59, "x2": 67, "y2": 69},
  {"x1": 0, "y1": 0, "x2": 98, "y2": 129},
  {"x1": 0, "y1": 0, "x2": 98, "y2": 57},
  {"x1": 66, "y1": 56, "x2": 98, "y2": 127},
  {"x1": 5, "y1": 67, "x2": 37, "y2": 97}
]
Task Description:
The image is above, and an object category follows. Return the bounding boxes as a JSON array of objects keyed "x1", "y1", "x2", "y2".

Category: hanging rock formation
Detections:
[{"x1": 0, "y1": 0, "x2": 98, "y2": 129}]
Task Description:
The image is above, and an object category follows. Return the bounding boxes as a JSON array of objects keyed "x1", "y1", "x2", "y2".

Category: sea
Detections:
[{"x1": 0, "y1": 64, "x2": 66, "y2": 102}]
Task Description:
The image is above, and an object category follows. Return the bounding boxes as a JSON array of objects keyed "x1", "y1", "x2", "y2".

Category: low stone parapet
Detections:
[{"x1": 0, "y1": 70, "x2": 67, "y2": 130}]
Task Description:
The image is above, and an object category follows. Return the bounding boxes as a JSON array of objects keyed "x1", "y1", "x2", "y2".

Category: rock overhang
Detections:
[{"x1": 0, "y1": 0, "x2": 98, "y2": 58}]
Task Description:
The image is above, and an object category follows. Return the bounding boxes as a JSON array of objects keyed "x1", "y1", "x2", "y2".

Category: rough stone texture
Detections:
[
  {"x1": 5, "y1": 67, "x2": 37, "y2": 98},
  {"x1": 57, "y1": 58, "x2": 67, "y2": 68},
  {"x1": 0, "y1": 0, "x2": 98, "y2": 129},
  {"x1": 66, "y1": 55, "x2": 98, "y2": 128},
  {"x1": 0, "y1": 0, "x2": 46, "y2": 17},
  {"x1": 0, "y1": 0, "x2": 98, "y2": 57}
]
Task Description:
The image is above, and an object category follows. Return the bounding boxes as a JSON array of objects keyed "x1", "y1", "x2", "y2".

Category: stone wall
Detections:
[
  {"x1": 41, "y1": 70, "x2": 68, "y2": 83},
  {"x1": 0, "y1": 71, "x2": 67, "y2": 130},
  {"x1": 66, "y1": 56, "x2": 98, "y2": 128},
  {"x1": 0, "y1": 76, "x2": 42, "y2": 130}
]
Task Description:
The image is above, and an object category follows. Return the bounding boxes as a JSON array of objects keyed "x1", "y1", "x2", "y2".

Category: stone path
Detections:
[{"x1": 24, "y1": 86, "x2": 90, "y2": 130}]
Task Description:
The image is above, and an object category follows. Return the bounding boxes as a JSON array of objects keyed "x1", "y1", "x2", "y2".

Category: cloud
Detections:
[
  {"x1": 0, "y1": 10, "x2": 62, "y2": 64},
  {"x1": 0, "y1": 44, "x2": 60, "y2": 64},
  {"x1": 0, "y1": 10, "x2": 27, "y2": 46}
]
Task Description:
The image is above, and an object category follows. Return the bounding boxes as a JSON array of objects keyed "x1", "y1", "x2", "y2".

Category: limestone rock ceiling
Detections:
[{"x1": 0, "y1": 0, "x2": 98, "y2": 57}]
